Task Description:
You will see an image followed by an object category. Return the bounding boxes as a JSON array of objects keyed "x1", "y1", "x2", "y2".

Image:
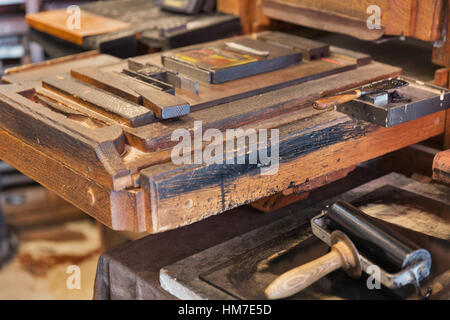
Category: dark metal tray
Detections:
[
  {"x1": 337, "y1": 76, "x2": 450, "y2": 127},
  {"x1": 160, "y1": 173, "x2": 450, "y2": 300}
]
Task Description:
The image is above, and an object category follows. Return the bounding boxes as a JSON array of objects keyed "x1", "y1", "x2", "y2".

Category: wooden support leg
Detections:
[
  {"x1": 434, "y1": 67, "x2": 449, "y2": 87},
  {"x1": 434, "y1": 68, "x2": 450, "y2": 149}
]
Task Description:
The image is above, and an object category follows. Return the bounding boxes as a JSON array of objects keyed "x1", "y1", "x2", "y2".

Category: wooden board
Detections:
[
  {"x1": 262, "y1": 0, "x2": 384, "y2": 41},
  {"x1": 139, "y1": 111, "x2": 444, "y2": 232},
  {"x1": 71, "y1": 67, "x2": 191, "y2": 119},
  {"x1": 26, "y1": 9, "x2": 131, "y2": 46},
  {"x1": 42, "y1": 75, "x2": 156, "y2": 127}
]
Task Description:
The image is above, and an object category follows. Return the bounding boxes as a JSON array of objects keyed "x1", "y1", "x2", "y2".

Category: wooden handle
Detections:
[
  {"x1": 313, "y1": 89, "x2": 362, "y2": 110},
  {"x1": 265, "y1": 242, "x2": 349, "y2": 300}
]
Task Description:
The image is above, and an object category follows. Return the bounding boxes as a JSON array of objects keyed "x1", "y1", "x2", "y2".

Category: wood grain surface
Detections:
[
  {"x1": 26, "y1": 9, "x2": 131, "y2": 46},
  {"x1": 265, "y1": 240, "x2": 354, "y2": 299}
]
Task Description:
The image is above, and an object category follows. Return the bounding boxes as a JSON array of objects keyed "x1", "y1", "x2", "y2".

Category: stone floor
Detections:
[{"x1": 0, "y1": 219, "x2": 101, "y2": 300}]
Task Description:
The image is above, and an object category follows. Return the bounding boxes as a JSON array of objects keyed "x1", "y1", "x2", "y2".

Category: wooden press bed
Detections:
[{"x1": 0, "y1": 33, "x2": 446, "y2": 235}]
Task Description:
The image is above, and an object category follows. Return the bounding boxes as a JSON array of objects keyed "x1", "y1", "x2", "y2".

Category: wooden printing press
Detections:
[{"x1": 0, "y1": 30, "x2": 449, "y2": 299}]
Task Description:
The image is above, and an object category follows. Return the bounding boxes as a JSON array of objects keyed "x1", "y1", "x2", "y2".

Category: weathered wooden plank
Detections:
[
  {"x1": 71, "y1": 67, "x2": 191, "y2": 119},
  {"x1": 1, "y1": 31, "x2": 439, "y2": 235},
  {"x1": 434, "y1": 68, "x2": 449, "y2": 88},
  {"x1": 42, "y1": 75, "x2": 155, "y2": 127},
  {"x1": 71, "y1": 67, "x2": 142, "y2": 104},
  {"x1": 140, "y1": 111, "x2": 445, "y2": 233},
  {"x1": 385, "y1": 0, "x2": 445, "y2": 42},
  {"x1": 35, "y1": 87, "x2": 117, "y2": 127}
]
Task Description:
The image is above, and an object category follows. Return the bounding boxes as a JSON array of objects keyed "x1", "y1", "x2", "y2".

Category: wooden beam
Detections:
[
  {"x1": 141, "y1": 111, "x2": 446, "y2": 233},
  {"x1": 434, "y1": 67, "x2": 450, "y2": 149}
]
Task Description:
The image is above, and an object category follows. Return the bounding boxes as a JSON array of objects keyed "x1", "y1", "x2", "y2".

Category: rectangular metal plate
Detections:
[{"x1": 161, "y1": 38, "x2": 302, "y2": 83}]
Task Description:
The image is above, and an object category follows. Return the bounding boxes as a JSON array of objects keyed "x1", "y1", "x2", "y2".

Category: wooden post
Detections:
[{"x1": 434, "y1": 67, "x2": 450, "y2": 149}]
